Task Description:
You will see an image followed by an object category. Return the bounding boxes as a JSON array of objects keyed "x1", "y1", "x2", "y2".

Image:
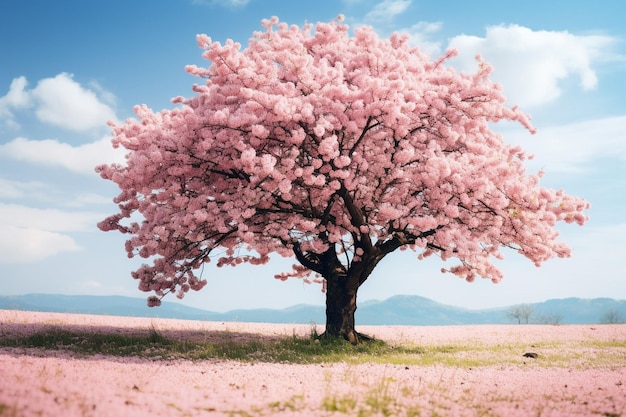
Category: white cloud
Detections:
[
  {"x1": 0, "y1": 177, "x2": 112, "y2": 207},
  {"x1": 0, "y1": 225, "x2": 81, "y2": 264},
  {"x1": 0, "y1": 73, "x2": 117, "y2": 132},
  {"x1": 0, "y1": 203, "x2": 103, "y2": 264},
  {"x1": 63, "y1": 193, "x2": 115, "y2": 207},
  {"x1": 0, "y1": 76, "x2": 32, "y2": 129},
  {"x1": 0, "y1": 136, "x2": 126, "y2": 175},
  {"x1": 502, "y1": 115, "x2": 626, "y2": 173},
  {"x1": 401, "y1": 21, "x2": 443, "y2": 57},
  {"x1": 365, "y1": 0, "x2": 411, "y2": 23},
  {"x1": 0, "y1": 203, "x2": 102, "y2": 232},
  {"x1": 0, "y1": 76, "x2": 31, "y2": 112},
  {"x1": 448, "y1": 25, "x2": 618, "y2": 108},
  {"x1": 0, "y1": 178, "x2": 46, "y2": 199},
  {"x1": 31, "y1": 73, "x2": 117, "y2": 132},
  {"x1": 87, "y1": 80, "x2": 117, "y2": 107},
  {"x1": 354, "y1": 1, "x2": 442, "y2": 57}
]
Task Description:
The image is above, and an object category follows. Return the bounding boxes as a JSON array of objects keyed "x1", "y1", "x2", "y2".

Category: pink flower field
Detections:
[{"x1": 1, "y1": 310, "x2": 624, "y2": 416}]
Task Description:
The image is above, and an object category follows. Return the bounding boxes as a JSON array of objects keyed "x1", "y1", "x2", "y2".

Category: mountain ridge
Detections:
[{"x1": 1, "y1": 293, "x2": 624, "y2": 325}]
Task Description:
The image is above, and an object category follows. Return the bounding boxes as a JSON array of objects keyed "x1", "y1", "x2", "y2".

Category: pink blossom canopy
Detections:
[{"x1": 97, "y1": 16, "x2": 589, "y2": 303}]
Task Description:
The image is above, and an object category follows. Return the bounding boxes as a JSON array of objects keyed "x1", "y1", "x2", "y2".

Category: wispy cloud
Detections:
[
  {"x1": 0, "y1": 203, "x2": 102, "y2": 232},
  {"x1": 0, "y1": 225, "x2": 81, "y2": 264},
  {"x1": 63, "y1": 193, "x2": 115, "y2": 207},
  {"x1": 0, "y1": 76, "x2": 32, "y2": 129},
  {"x1": 0, "y1": 178, "x2": 47, "y2": 199},
  {"x1": 351, "y1": 0, "x2": 442, "y2": 57},
  {"x1": 364, "y1": 0, "x2": 411, "y2": 23},
  {"x1": 448, "y1": 25, "x2": 620, "y2": 108},
  {"x1": 502, "y1": 115, "x2": 626, "y2": 173},
  {"x1": 192, "y1": 0, "x2": 251, "y2": 7},
  {"x1": 0, "y1": 136, "x2": 125, "y2": 175},
  {"x1": 399, "y1": 21, "x2": 443, "y2": 57},
  {"x1": 0, "y1": 203, "x2": 104, "y2": 264}
]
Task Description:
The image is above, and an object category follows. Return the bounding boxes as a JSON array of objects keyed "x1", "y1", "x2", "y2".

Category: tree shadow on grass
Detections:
[{"x1": 0, "y1": 319, "x2": 408, "y2": 365}]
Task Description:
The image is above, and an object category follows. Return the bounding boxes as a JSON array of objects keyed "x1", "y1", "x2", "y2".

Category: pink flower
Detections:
[{"x1": 97, "y1": 15, "x2": 588, "y2": 306}]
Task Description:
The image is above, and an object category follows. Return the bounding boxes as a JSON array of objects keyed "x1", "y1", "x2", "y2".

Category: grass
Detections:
[
  {"x1": 0, "y1": 327, "x2": 424, "y2": 363},
  {"x1": 1, "y1": 325, "x2": 625, "y2": 369},
  {"x1": 320, "y1": 377, "x2": 427, "y2": 417},
  {"x1": 2, "y1": 326, "x2": 624, "y2": 417}
]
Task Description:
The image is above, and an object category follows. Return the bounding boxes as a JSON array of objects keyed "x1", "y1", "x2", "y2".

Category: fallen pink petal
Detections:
[{"x1": 1, "y1": 310, "x2": 624, "y2": 416}]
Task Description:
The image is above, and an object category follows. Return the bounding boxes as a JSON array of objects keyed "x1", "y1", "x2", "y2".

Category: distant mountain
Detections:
[
  {"x1": 0, "y1": 294, "x2": 218, "y2": 321},
  {"x1": 1, "y1": 294, "x2": 625, "y2": 325},
  {"x1": 355, "y1": 294, "x2": 511, "y2": 325},
  {"x1": 531, "y1": 297, "x2": 626, "y2": 324}
]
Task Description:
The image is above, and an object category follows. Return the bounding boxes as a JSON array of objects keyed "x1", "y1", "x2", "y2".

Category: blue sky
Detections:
[{"x1": 1, "y1": 0, "x2": 625, "y2": 313}]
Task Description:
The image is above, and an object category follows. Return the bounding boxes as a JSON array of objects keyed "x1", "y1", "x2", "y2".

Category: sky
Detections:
[{"x1": 1, "y1": 0, "x2": 625, "y2": 314}]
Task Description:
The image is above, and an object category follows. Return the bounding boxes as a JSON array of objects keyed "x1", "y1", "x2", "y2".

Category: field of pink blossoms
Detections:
[{"x1": 0, "y1": 309, "x2": 624, "y2": 417}]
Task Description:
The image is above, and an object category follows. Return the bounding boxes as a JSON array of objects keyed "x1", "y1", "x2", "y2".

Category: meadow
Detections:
[{"x1": 0, "y1": 310, "x2": 624, "y2": 416}]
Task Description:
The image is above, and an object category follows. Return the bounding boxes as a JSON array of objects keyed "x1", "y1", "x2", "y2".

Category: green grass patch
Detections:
[
  {"x1": 581, "y1": 339, "x2": 626, "y2": 349},
  {"x1": 0, "y1": 328, "x2": 424, "y2": 363},
  {"x1": 2, "y1": 328, "x2": 624, "y2": 368},
  {"x1": 268, "y1": 394, "x2": 306, "y2": 412},
  {"x1": 1, "y1": 328, "x2": 171, "y2": 358},
  {"x1": 321, "y1": 376, "x2": 425, "y2": 417}
]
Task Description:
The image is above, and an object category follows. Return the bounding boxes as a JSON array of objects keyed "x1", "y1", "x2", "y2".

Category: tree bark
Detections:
[
  {"x1": 323, "y1": 272, "x2": 361, "y2": 344},
  {"x1": 291, "y1": 239, "x2": 378, "y2": 344}
]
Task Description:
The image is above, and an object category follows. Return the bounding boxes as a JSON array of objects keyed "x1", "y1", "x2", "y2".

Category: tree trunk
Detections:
[
  {"x1": 323, "y1": 272, "x2": 361, "y2": 344},
  {"x1": 291, "y1": 239, "x2": 378, "y2": 344}
]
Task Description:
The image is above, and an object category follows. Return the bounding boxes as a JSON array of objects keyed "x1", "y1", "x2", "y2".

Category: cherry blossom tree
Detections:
[{"x1": 97, "y1": 16, "x2": 589, "y2": 343}]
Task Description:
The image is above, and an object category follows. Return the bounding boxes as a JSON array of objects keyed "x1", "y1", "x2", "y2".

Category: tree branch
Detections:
[
  {"x1": 349, "y1": 116, "x2": 381, "y2": 155},
  {"x1": 208, "y1": 168, "x2": 251, "y2": 182},
  {"x1": 291, "y1": 241, "x2": 323, "y2": 274},
  {"x1": 377, "y1": 227, "x2": 444, "y2": 256},
  {"x1": 337, "y1": 185, "x2": 374, "y2": 254}
]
